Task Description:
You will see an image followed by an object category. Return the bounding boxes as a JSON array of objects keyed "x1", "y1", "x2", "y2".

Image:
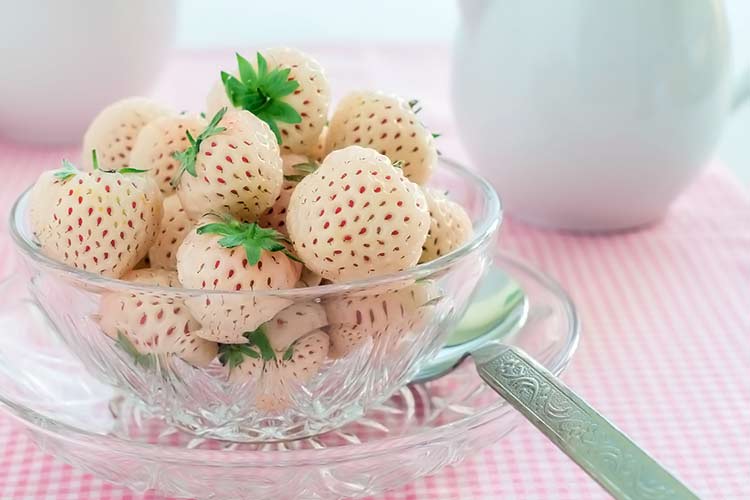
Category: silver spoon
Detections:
[{"x1": 412, "y1": 266, "x2": 700, "y2": 500}]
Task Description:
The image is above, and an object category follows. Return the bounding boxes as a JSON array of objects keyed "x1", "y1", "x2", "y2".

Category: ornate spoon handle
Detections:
[{"x1": 474, "y1": 343, "x2": 700, "y2": 500}]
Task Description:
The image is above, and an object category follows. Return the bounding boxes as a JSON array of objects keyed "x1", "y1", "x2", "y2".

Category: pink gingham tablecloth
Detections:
[{"x1": 1, "y1": 46, "x2": 749, "y2": 499}]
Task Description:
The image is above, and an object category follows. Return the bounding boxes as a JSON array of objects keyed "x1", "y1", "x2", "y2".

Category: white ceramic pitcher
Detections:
[{"x1": 453, "y1": 0, "x2": 749, "y2": 231}]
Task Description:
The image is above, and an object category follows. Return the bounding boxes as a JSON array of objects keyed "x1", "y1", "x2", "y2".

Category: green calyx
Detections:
[
  {"x1": 218, "y1": 327, "x2": 287, "y2": 367},
  {"x1": 196, "y1": 215, "x2": 302, "y2": 265},
  {"x1": 283, "y1": 161, "x2": 318, "y2": 183},
  {"x1": 116, "y1": 332, "x2": 156, "y2": 368},
  {"x1": 171, "y1": 107, "x2": 227, "y2": 187},
  {"x1": 54, "y1": 159, "x2": 79, "y2": 181},
  {"x1": 221, "y1": 52, "x2": 302, "y2": 144}
]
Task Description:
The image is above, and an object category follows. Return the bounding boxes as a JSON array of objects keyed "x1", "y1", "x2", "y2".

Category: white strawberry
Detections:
[
  {"x1": 29, "y1": 155, "x2": 162, "y2": 278},
  {"x1": 325, "y1": 91, "x2": 438, "y2": 184},
  {"x1": 98, "y1": 268, "x2": 218, "y2": 367},
  {"x1": 420, "y1": 188, "x2": 474, "y2": 263},
  {"x1": 176, "y1": 214, "x2": 301, "y2": 343},
  {"x1": 311, "y1": 125, "x2": 328, "y2": 163},
  {"x1": 82, "y1": 97, "x2": 172, "y2": 170},
  {"x1": 258, "y1": 154, "x2": 317, "y2": 235},
  {"x1": 264, "y1": 301, "x2": 327, "y2": 350},
  {"x1": 326, "y1": 282, "x2": 437, "y2": 358},
  {"x1": 220, "y1": 326, "x2": 329, "y2": 411},
  {"x1": 206, "y1": 49, "x2": 330, "y2": 156},
  {"x1": 286, "y1": 145, "x2": 430, "y2": 283},
  {"x1": 148, "y1": 195, "x2": 193, "y2": 270},
  {"x1": 173, "y1": 108, "x2": 283, "y2": 222},
  {"x1": 130, "y1": 114, "x2": 207, "y2": 195}
]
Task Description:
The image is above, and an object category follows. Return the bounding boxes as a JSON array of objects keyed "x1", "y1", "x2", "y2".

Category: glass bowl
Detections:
[
  {"x1": 0, "y1": 252, "x2": 579, "y2": 500},
  {"x1": 8, "y1": 158, "x2": 501, "y2": 442}
]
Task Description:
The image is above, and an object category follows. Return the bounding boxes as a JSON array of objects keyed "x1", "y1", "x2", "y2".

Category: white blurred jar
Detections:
[
  {"x1": 0, "y1": 0, "x2": 176, "y2": 145},
  {"x1": 453, "y1": 0, "x2": 748, "y2": 231}
]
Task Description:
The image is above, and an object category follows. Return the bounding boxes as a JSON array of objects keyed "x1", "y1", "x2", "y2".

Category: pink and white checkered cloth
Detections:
[{"x1": 1, "y1": 46, "x2": 749, "y2": 499}]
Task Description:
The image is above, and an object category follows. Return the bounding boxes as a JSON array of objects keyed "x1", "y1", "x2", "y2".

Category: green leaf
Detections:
[
  {"x1": 265, "y1": 100, "x2": 302, "y2": 124},
  {"x1": 263, "y1": 68, "x2": 298, "y2": 98},
  {"x1": 54, "y1": 159, "x2": 79, "y2": 181},
  {"x1": 291, "y1": 162, "x2": 318, "y2": 174},
  {"x1": 284, "y1": 174, "x2": 306, "y2": 183},
  {"x1": 283, "y1": 344, "x2": 294, "y2": 361},
  {"x1": 236, "y1": 53, "x2": 257, "y2": 86},
  {"x1": 170, "y1": 108, "x2": 227, "y2": 187},
  {"x1": 256, "y1": 52, "x2": 269, "y2": 80},
  {"x1": 118, "y1": 167, "x2": 149, "y2": 174},
  {"x1": 431, "y1": 132, "x2": 441, "y2": 139},
  {"x1": 243, "y1": 242, "x2": 262, "y2": 265},
  {"x1": 218, "y1": 342, "x2": 261, "y2": 368},
  {"x1": 245, "y1": 327, "x2": 276, "y2": 361},
  {"x1": 217, "y1": 233, "x2": 248, "y2": 247},
  {"x1": 116, "y1": 332, "x2": 155, "y2": 368},
  {"x1": 197, "y1": 222, "x2": 235, "y2": 236}
]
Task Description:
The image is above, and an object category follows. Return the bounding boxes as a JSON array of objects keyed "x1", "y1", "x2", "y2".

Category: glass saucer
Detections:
[{"x1": 0, "y1": 252, "x2": 579, "y2": 500}]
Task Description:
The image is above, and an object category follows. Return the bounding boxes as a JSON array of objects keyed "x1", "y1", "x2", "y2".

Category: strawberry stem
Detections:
[
  {"x1": 220, "y1": 52, "x2": 302, "y2": 144},
  {"x1": 171, "y1": 107, "x2": 228, "y2": 188},
  {"x1": 197, "y1": 215, "x2": 302, "y2": 265}
]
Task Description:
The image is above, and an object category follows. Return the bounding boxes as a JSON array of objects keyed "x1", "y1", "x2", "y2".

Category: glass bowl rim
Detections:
[
  {"x1": 0, "y1": 252, "x2": 580, "y2": 468},
  {"x1": 8, "y1": 157, "x2": 502, "y2": 298}
]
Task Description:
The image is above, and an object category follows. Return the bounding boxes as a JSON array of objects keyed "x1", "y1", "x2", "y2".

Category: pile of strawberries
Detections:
[{"x1": 29, "y1": 48, "x2": 473, "y2": 410}]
